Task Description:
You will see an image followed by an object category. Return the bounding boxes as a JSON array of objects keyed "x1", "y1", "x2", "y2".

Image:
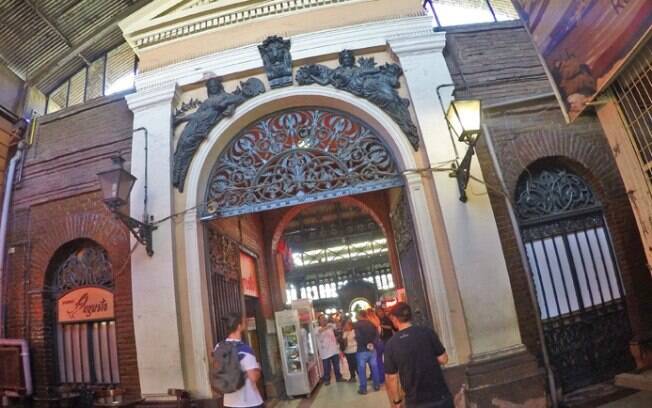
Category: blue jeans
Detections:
[
  {"x1": 376, "y1": 340, "x2": 385, "y2": 384},
  {"x1": 322, "y1": 353, "x2": 342, "y2": 382},
  {"x1": 356, "y1": 350, "x2": 380, "y2": 392}
]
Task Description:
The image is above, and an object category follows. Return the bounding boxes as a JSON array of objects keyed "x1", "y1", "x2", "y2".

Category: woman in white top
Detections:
[
  {"x1": 316, "y1": 314, "x2": 344, "y2": 385},
  {"x1": 342, "y1": 319, "x2": 358, "y2": 382}
]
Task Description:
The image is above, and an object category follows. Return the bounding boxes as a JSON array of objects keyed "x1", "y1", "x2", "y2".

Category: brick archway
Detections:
[
  {"x1": 476, "y1": 120, "x2": 652, "y2": 352},
  {"x1": 26, "y1": 196, "x2": 140, "y2": 396}
]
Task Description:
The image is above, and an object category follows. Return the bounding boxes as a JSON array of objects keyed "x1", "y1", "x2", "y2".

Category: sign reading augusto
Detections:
[
  {"x1": 512, "y1": 0, "x2": 652, "y2": 122},
  {"x1": 57, "y1": 286, "x2": 115, "y2": 323}
]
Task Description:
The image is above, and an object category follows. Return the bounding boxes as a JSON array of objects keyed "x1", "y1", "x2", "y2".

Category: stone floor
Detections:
[
  {"x1": 273, "y1": 383, "x2": 651, "y2": 408},
  {"x1": 276, "y1": 381, "x2": 390, "y2": 408}
]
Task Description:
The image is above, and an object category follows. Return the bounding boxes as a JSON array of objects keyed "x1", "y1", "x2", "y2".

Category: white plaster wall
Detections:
[
  {"x1": 389, "y1": 35, "x2": 523, "y2": 357},
  {"x1": 126, "y1": 87, "x2": 186, "y2": 397}
]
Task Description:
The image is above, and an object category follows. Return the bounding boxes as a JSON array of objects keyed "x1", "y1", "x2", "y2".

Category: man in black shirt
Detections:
[
  {"x1": 384, "y1": 303, "x2": 452, "y2": 408},
  {"x1": 354, "y1": 310, "x2": 381, "y2": 394},
  {"x1": 376, "y1": 307, "x2": 395, "y2": 383}
]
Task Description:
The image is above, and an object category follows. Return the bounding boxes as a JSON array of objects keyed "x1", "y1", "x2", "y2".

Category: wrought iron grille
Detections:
[
  {"x1": 203, "y1": 108, "x2": 403, "y2": 219},
  {"x1": 206, "y1": 228, "x2": 243, "y2": 342},
  {"x1": 55, "y1": 246, "x2": 113, "y2": 292},
  {"x1": 515, "y1": 168, "x2": 599, "y2": 222},
  {"x1": 612, "y1": 39, "x2": 652, "y2": 185},
  {"x1": 51, "y1": 244, "x2": 118, "y2": 386},
  {"x1": 516, "y1": 167, "x2": 632, "y2": 392}
]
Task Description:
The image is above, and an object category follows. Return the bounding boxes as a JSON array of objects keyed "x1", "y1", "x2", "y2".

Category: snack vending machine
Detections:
[{"x1": 275, "y1": 300, "x2": 321, "y2": 397}]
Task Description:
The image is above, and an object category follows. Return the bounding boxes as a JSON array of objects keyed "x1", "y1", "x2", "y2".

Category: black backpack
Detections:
[{"x1": 212, "y1": 341, "x2": 246, "y2": 394}]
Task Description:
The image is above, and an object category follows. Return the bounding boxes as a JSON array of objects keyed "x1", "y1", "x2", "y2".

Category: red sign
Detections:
[
  {"x1": 512, "y1": 0, "x2": 652, "y2": 121},
  {"x1": 57, "y1": 286, "x2": 115, "y2": 323},
  {"x1": 240, "y1": 252, "x2": 259, "y2": 297}
]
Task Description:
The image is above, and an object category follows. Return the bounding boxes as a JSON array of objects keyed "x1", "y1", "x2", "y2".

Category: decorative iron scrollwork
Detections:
[
  {"x1": 203, "y1": 108, "x2": 403, "y2": 219},
  {"x1": 521, "y1": 214, "x2": 604, "y2": 241},
  {"x1": 515, "y1": 168, "x2": 599, "y2": 221},
  {"x1": 56, "y1": 246, "x2": 113, "y2": 292},
  {"x1": 390, "y1": 191, "x2": 413, "y2": 255},
  {"x1": 207, "y1": 229, "x2": 240, "y2": 282},
  {"x1": 296, "y1": 50, "x2": 420, "y2": 150}
]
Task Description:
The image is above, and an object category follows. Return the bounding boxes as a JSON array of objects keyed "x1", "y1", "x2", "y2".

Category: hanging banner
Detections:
[
  {"x1": 58, "y1": 286, "x2": 115, "y2": 323},
  {"x1": 240, "y1": 251, "x2": 259, "y2": 298},
  {"x1": 511, "y1": 0, "x2": 652, "y2": 121}
]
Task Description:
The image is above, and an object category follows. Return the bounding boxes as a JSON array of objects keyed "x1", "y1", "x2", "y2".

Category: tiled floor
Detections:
[{"x1": 275, "y1": 381, "x2": 391, "y2": 408}]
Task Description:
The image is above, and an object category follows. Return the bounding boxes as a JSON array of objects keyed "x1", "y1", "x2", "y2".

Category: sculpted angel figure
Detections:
[
  {"x1": 295, "y1": 49, "x2": 419, "y2": 149},
  {"x1": 172, "y1": 77, "x2": 265, "y2": 191}
]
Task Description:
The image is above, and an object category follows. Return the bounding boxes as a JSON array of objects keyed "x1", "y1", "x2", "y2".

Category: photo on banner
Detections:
[{"x1": 511, "y1": 0, "x2": 652, "y2": 121}]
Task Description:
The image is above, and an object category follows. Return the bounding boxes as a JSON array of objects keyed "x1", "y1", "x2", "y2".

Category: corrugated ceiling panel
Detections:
[
  {"x1": 57, "y1": 0, "x2": 126, "y2": 43},
  {"x1": 0, "y1": 0, "x2": 147, "y2": 91}
]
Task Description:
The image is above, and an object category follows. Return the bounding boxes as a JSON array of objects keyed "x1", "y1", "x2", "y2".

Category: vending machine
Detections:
[{"x1": 275, "y1": 300, "x2": 321, "y2": 397}]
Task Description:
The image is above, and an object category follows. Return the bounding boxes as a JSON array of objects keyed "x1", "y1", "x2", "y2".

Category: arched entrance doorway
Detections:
[
  {"x1": 198, "y1": 105, "x2": 432, "y2": 398},
  {"x1": 515, "y1": 164, "x2": 634, "y2": 393}
]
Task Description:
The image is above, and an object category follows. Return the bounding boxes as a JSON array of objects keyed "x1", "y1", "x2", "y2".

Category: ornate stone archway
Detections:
[{"x1": 202, "y1": 107, "x2": 404, "y2": 219}]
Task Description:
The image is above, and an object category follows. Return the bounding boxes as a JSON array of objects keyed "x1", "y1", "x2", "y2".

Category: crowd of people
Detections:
[
  {"x1": 215, "y1": 302, "x2": 452, "y2": 408},
  {"x1": 314, "y1": 303, "x2": 453, "y2": 407}
]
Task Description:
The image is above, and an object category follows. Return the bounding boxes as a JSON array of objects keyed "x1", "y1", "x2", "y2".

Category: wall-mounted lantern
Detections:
[
  {"x1": 97, "y1": 155, "x2": 156, "y2": 256},
  {"x1": 443, "y1": 94, "x2": 482, "y2": 202}
]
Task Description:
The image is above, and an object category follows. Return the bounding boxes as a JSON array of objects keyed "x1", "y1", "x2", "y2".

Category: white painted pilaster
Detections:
[
  {"x1": 390, "y1": 32, "x2": 523, "y2": 358},
  {"x1": 126, "y1": 83, "x2": 185, "y2": 397}
]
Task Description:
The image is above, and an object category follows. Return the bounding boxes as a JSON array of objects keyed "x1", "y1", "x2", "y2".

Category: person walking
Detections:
[
  {"x1": 342, "y1": 319, "x2": 358, "y2": 382},
  {"x1": 354, "y1": 310, "x2": 381, "y2": 395},
  {"x1": 375, "y1": 306, "x2": 394, "y2": 384},
  {"x1": 214, "y1": 312, "x2": 264, "y2": 408},
  {"x1": 316, "y1": 314, "x2": 344, "y2": 385},
  {"x1": 384, "y1": 303, "x2": 452, "y2": 408}
]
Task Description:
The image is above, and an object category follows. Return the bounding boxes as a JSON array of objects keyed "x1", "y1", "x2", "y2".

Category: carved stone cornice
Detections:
[
  {"x1": 123, "y1": 0, "x2": 370, "y2": 51},
  {"x1": 134, "y1": 16, "x2": 434, "y2": 91},
  {"x1": 125, "y1": 82, "x2": 180, "y2": 113},
  {"x1": 388, "y1": 30, "x2": 446, "y2": 57}
]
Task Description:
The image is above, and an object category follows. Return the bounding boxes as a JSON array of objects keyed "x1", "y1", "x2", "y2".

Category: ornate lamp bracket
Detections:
[
  {"x1": 113, "y1": 211, "x2": 157, "y2": 257},
  {"x1": 452, "y1": 135, "x2": 479, "y2": 203}
]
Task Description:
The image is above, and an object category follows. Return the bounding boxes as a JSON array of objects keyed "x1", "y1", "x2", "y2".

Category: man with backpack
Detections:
[{"x1": 212, "y1": 312, "x2": 264, "y2": 408}]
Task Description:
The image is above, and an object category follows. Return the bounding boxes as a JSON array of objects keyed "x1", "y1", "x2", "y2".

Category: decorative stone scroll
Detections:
[
  {"x1": 203, "y1": 108, "x2": 404, "y2": 219},
  {"x1": 172, "y1": 77, "x2": 266, "y2": 192},
  {"x1": 296, "y1": 50, "x2": 420, "y2": 150}
]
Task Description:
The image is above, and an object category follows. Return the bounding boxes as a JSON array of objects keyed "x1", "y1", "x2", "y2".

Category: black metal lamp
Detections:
[
  {"x1": 97, "y1": 155, "x2": 156, "y2": 256},
  {"x1": 445, "y1": 97, "x2": 482, "y2": 202}
]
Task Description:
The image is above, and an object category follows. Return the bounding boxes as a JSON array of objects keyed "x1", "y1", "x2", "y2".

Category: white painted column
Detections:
[
  {"x1": 390, "y1": 32, "x2": 524, "y2": 358},
  {"x1": 403, "y1": 172, "x2": 459, "y2": 364},
  {"x1": 126, "y1": 84, "x2": 185, "y2": 397}
]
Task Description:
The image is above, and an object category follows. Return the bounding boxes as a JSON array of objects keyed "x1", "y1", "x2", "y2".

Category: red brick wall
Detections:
[
  {"x1": 4, "y1": 95, "x2": 139, "y2": 396},
  {"x1": 445, "y1": 22, "x2": 652, "y2": 356}
]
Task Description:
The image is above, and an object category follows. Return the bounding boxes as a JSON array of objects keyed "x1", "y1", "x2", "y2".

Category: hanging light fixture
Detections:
[
  {"x1": 440, "y1": 90, "x2": 482, "y2": 202},
  {"x1": 446, "y1": 98, "x2": 482, "y2": 144},
  {"x1": 97, "y1": 155, "x2": 156, "y2": 256}
]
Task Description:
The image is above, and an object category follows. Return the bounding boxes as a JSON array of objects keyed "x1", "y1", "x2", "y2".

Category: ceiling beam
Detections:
[
  {"x1": 23, "y1": 0, "x2": 73, "y2": 48},
  {"x1": 27, "y1": 0, "x2": 152, "y2": 88}
]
